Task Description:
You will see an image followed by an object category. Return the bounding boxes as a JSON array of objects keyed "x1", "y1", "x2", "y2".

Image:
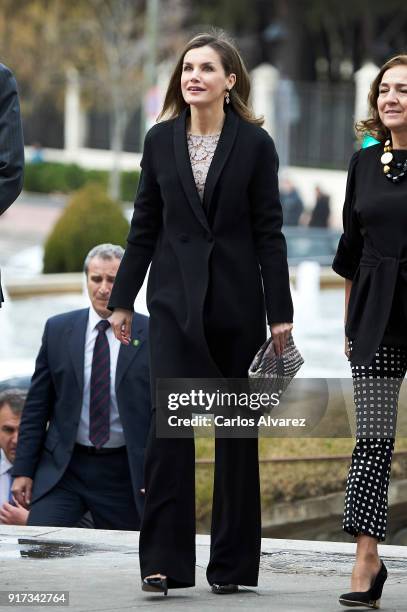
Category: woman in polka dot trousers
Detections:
[{"x1": 332, "y1": 54, "x2": 407, "y2": 608}]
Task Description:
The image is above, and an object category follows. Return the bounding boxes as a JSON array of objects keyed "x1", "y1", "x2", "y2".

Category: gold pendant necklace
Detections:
[
  {"x1": 381, "y1": 139, "x2": 393, "y2": 173},
  {"x1": 380, "y1": 139, "x2": 407, "y2": 183}
]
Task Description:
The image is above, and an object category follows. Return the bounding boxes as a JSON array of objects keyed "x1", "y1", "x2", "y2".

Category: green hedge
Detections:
[
  {"x1": 43, "y1": 183, "x2": 130, "y2": 273},
  {"x1": 24, "y1": 162, "x2": 140, "y2": 202}
]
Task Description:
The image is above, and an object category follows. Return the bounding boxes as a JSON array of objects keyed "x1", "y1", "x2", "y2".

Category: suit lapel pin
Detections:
[{"x1": 132, "y1": 338, "x2": 140, "y2": 347}]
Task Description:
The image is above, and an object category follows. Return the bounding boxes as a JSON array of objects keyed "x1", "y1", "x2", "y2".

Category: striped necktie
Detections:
[{"x1": 89, "y1": 319, "x2": 111, "y2": 448}]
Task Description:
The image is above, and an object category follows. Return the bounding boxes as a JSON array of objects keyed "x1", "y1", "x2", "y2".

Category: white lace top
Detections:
[{"x1": 187, "y1": 133, "x2": 221, "y2": 202}]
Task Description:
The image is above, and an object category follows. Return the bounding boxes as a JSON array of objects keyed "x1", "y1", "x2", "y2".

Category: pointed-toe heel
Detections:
[
  {"x1": 211, "y1": 583, "x2": 238, "y2": 594},
  {"x1": 339, "y1": 561, "x2": 387, "y2": 609},
  {"x1": 142, "y1": 576, "x2": 168, "y2": 596}
]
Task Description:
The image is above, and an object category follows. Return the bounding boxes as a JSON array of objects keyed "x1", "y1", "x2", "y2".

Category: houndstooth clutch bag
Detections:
[{"x1": 248, "y1": 335, "x2": 304, "y2": 410}]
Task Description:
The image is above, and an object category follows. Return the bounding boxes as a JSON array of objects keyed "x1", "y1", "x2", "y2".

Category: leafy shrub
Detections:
[
  {"x1": 121, "y1": 170, "x2": 140, "y2": 202},
  {"x1": 24, "y1": 162, "x2": 85, "y2": 193},
  {"x1": 43, "y1": 183, "x2": 130, "y2": 273},
  {"x1": 24, "y1": 162, "x2": 140, "y2": 201}
]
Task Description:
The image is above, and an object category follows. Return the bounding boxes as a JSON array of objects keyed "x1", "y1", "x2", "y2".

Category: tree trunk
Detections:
[{"x1": 109, "y1": 85, "x2": 128, "y2": 201}]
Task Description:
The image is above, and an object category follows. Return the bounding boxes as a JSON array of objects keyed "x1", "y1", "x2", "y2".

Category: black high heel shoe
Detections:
[
  {"x1": 142, "y1": 576, "x2": 168, "y2": 596},
  {"x1": 211, "y1": 583, "x2": 238, "y2": 594},
  {"x1": 339, "y1": 561, "x2": 387, "y2": 609}
]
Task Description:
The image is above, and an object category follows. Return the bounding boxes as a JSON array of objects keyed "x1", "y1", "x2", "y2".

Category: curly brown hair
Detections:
[
  {"x1": 356, "y1": 55, "x2": 407, "y2": 142},
  {"x1": 157, "y1": 29, "x2": 263, "y2": 126}
]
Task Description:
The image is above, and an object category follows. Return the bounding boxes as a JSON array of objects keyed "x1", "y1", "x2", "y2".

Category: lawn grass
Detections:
[{"x1": 195, "y1": 436, "x2": 407, "y2": 531}]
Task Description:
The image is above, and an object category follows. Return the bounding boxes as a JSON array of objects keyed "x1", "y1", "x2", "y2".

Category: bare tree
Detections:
[
  {"x1": 0, "y1": 0, "x2": 70, "y2": 113},
  {"x1": 71, "y1": 0, "x2": 189, "y2": 199},
  {"x1": 69, "y1": 1, "x2": 144, "y2": 199}
]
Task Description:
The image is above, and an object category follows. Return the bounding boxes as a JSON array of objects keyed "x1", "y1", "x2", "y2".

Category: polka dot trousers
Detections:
[{"x1": 344, "y1": 342, "x2": 407, "y2": 542}]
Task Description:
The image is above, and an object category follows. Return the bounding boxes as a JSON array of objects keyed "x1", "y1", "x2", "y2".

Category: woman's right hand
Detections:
[{"x1": 110, "y1": 308, "x2": 133, "y2": 345}]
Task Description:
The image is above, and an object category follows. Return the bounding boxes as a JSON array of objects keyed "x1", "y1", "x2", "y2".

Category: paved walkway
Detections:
[
  {"x1": 0, "y1": 526, "x2": 406, "y2": 611},
  {"x1": 0, "y1": 193, "x2": 65, "y2": 266}
]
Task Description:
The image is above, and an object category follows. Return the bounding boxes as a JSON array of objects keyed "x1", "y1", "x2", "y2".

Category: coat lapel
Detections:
[
  {"x1": 115, "y1": 318, "x2": 146, "y2": 391},
  {"x1": 68, "y1": 309, "x2": 89, "y2": 391},
  {"x1": 174, "y1": 107, "x2": 210, "y2": 232},
  {"x1": 173, "y1": 105, "x2": 239, "y2": 230},
  {"x1": 202, "y1": 106, "x2": 239, "y2": 216}
]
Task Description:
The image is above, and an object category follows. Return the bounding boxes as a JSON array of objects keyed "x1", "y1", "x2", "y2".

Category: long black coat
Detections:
[{"x1": 108, "y1": 106, "x2": 293, "y2": 385}]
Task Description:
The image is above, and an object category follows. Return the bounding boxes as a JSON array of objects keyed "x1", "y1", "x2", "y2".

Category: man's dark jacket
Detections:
[
  {"x1": 0, "y1": 63, "x2": 24, "y2": 305},
  {"x1": 12, "y1": 309, "x2": 151, "y2": 517}
]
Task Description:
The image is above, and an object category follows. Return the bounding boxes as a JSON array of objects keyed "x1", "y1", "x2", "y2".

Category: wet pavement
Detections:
[
  {"x1": 0, "y1": 537, "x2": 115, "y2": 560},
  {"x1": 0, "y1": 526, "x2": 406, "y2": 611}
]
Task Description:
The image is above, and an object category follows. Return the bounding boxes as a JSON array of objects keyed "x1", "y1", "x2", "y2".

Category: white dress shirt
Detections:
[
  {"x1": 0, "y1": 448, "x2": 12, "y2": 506},
  {"x1": 76, "y1": 306, "x2": 125, "y2": 447}
]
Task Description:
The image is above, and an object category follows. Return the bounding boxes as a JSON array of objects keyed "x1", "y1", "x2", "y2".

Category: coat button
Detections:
[
  {"x1": 178, "y1": 233, "x2": 189, "y2": 243},
  {"x1": 206, "y1": 234, "x2": 214, "y2": 243}
]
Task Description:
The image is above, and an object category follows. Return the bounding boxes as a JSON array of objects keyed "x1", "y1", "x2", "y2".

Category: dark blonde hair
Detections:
[
  {"x1": 157, "y1": 30, "x2": 263, "y2": 126},
  {"x1": 356, "y1": 54, "x2": 407, "y2": 142}
]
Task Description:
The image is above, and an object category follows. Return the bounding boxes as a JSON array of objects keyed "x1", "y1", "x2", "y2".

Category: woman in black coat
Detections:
[
  {"x1": 109, "y1": 31, "x2": 293, "y2": 595},
  {"x1": 333, "y1": 55, "x2": 407, "y2": 608}
]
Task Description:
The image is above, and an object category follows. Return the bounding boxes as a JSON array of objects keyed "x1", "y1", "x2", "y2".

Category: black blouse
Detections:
[{"x1": 332, "y1": 143, "x2": 407, "y2": 366}]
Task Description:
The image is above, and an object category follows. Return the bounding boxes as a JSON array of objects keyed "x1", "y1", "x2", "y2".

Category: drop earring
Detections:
[{"x1": 225, "y1": 89, "x2": 230, "y2": 104}]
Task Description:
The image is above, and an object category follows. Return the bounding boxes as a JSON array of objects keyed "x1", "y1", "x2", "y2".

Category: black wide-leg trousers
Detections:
[
  {"x1": 139, "y1": 412, "x2": 261, "y2": 588},
  {"x1": 344, "y1": 342, "x2": 407, "y2": 541},
  {"x1": 139, "y1": 301, "x2": 262, "y2": 588}
]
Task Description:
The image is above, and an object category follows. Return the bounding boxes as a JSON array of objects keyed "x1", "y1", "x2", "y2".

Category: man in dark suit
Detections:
[
  {"x1": 0, "y1": 63, "x2": 24, "y2": 306},
  {"x1": 12, "y1": 244, "x2": 151, "y2": 529},
  {"x1": 0, "y1": 389, "x2": 28, "y2": 526}
]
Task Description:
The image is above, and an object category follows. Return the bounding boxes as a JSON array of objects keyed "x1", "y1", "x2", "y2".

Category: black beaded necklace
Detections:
[{"x1": 381, "y1": 139, "x2": 407, "y2": 183}]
